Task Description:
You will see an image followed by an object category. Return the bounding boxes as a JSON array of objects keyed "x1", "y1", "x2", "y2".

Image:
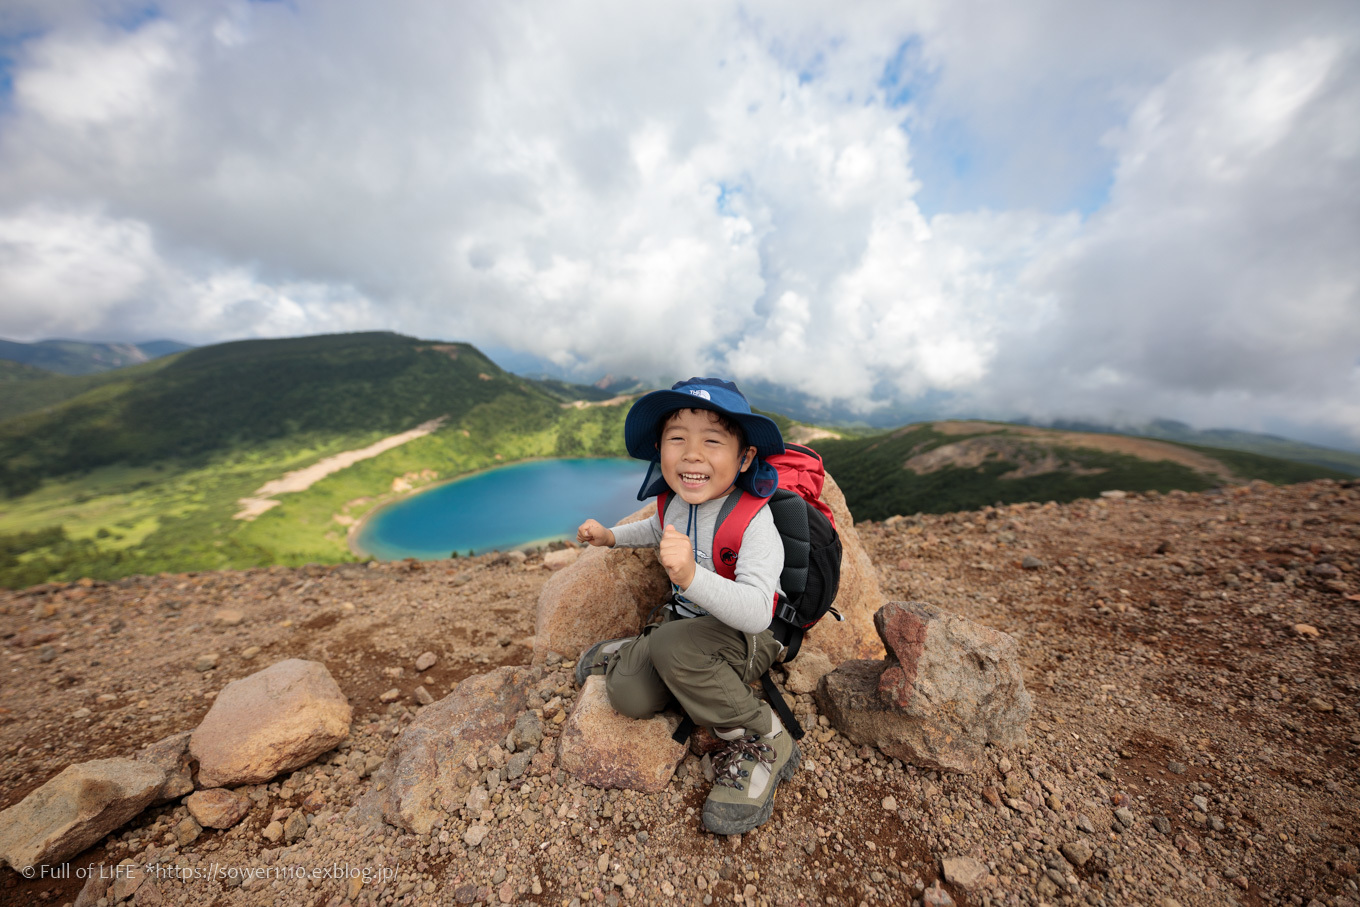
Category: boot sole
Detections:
[{"x1": 701, "y1": 741, "x2": 801, "y2": 835}]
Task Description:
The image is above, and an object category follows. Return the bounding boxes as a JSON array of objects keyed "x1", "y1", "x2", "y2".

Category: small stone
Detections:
[
  {"x1": 1114, "y1": 806, "x2": 1134, "y2": 828},
  {"x1": 185, "y1": 789, "x2": 251, "y2": 829},
  {"x1": 1307, "y1": 697, "x2": 1334, "y2": 712},
  {"x1": 415, "y1": 652, "x2": 438, "y2": 672},
  {"x1": 464, "y1": 824, "x2": 488, "y2": 847},
  {"x1": 215, "y1": 609, "x2": 245, "y2": 627},
  {"x1": 506, "y1": 751, "x2": 533, "y2": 780},
  {"x1": 283, "y1": 809, "x2": 308, "y2": 843},
  {"x1": 1152, "y1": 816, "x2": 1171, "y2": 833},
  {"x1": 1060, "y1": 841, "x2": 1093, "y2": 867},
  {"x1": 1167, "y1": 761, "x2": 1186, "y2": 774},
  {"x1": 72, "y1": 707, "x2": 91, "y2": 719},
  {"x1": 881, "y1": 796, "x2": 898, "y2": 811},
  {"x1": 172, "y1": 817, "x2": 202, "y2": 846},
  {"x1": 193, "y1": 653, "x2": 220, "y2": 672},
  {"x1": 1021, "y1": 556, "x2": 1045, "y2": 570},
  {"x1": 379, "y1": 688, "x2": 401, "y2": 703},
  {"x1": 1292, "y1": 623, "x2": 1320, "y2": 638},
  {"x1": 922, "y1": 883, "x2": 956, "y2": 907},
  {"x1": 240, "y1": 646, "x2": 261, "y2": 659},
  {"x1": 262, "y1": 820, "x2": 283, "y2": 842},
  {"x1": 413, "y1": 686, "x2": 435, "y2": 706},
  {"x1": 941, "y1": 855, "x2": 988, "y2": 890}
]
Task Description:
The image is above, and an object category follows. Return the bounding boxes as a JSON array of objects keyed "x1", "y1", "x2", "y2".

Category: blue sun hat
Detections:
[{"x1": 625, "y1": 377, "x2": 784, "y2": 500}]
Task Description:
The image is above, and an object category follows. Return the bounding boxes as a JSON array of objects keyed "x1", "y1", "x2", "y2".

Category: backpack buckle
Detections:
[{"x1": 775, "y1": 597, "x2": 799, "y2": 624}]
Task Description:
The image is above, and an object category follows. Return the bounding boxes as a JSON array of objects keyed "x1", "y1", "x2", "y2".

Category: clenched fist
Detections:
[
  {"x1": 576, "y1": 519, "x2": 615, "y2": 547},
  {"x1": 658, "y1": 524, "x2": 696, "y2": 590}
]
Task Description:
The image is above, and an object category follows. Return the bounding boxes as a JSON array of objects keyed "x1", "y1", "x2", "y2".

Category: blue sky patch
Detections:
[
  {"x1": 878, "y1": 38, "x2": 926, "y2": 109},
  {"x1": 108, "y1": 3, "x2": 162, "y2": 32}
]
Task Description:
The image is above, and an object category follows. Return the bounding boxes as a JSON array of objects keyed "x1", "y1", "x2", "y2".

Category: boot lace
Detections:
[{"x1": 710, "y1": 735, "x2": 773, "y2": 789}]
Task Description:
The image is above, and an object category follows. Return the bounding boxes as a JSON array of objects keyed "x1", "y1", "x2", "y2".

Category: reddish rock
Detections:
[
  {"x1": 557, "y1": 676, "x2": 686, "y2": 792},
  {"x1": 533, "y1": 506, "x2": 670, "y2": 662},
  {"x1": 816, "y1": 601, "x2": 1030, "y2": 773},
  {"x1": 185, "y1": 789, "x2": 251, "y2": 829}
]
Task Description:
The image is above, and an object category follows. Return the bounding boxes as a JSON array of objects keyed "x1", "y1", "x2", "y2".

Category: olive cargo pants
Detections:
[{"x1": 604, "y1": 612, "x2": 783, "y2": 736}]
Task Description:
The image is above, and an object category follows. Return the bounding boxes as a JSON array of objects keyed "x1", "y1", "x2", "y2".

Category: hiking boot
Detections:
[
  {"x1": 573, "y1": 637, "x2": 631, "y2": 687},
  {"x1": 701, "y1": 726, "x2": 800, "y2": 835}
]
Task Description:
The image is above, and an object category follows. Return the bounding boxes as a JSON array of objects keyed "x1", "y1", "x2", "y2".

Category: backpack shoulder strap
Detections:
[
  {"x1": 656, "y1": 491, "x2": 670, "y2": 527},
  {"x1": 710, "y1": 490, "x2": 769, "y2": 581}
]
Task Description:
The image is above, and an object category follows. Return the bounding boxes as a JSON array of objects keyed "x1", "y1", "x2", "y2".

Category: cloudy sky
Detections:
[{"x1": 1, "y1": 1, "x2": 1357, "y2": 448}]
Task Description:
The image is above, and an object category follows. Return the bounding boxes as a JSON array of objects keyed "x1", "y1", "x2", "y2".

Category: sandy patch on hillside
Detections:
[
  {"x1": 1015, "y1": 427, "x2": 1236, "y2": 476},
  {"x1": 905, "y1": 428, "x2": 1238, "y2": 481},
  {"x1": 561, "y1": 395, "x2": 632, "y2": 409},
  {"x1": 915, "y1": 423, "x2": 1237, "y2": 479},
  {"x1": 786, "y1": 424, "x2": 843, "y2": 445},
  {"x1": 233, "y1": 418, "x2": 447, "y2": 521}
]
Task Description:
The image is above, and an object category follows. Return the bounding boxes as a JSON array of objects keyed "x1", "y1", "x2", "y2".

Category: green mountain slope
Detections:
[
  {"x1": 0, "y1": 337, "x2": 191, "y2": 375},
  {"x1": 0, "y1": 357, "x2": 182, "y2": 426},
  {"x1": 810, "y1": 421, "x2": 1353, "y2": 522}
]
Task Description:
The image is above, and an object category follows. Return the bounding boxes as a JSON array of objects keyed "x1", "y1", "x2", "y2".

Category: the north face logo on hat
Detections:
[{"x1": 688, "y1": 389, "x2": 712, "y2": 400}]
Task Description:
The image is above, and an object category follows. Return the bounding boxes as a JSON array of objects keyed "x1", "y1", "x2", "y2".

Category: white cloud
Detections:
[{"x1": 0, "y1": 1, "x2": 1356, "y2": 448}]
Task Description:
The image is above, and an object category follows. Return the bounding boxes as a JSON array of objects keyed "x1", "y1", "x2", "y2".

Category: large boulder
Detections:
[
  {"x1": 370, "y1": 664, "x2": 541, "y2": 835},
  {"x1": 534, "y1": 473, "x2": 885, "y2": 664},
  {"x1": 0, "y1": 759, "x2": 165, "y2": 872},
  {"x1": 533, "y1": 505, "x2": 671, "y2": 661},
  {"x1": 190, "y1": 659, "x2": 352, "y2": 788},
  {"x1": 800, "y1": 474, "x2": 885, "y2": 664},
  {"x1": 816, "y1": 601, "x2": 1030, "y2": 773},
  {"x1": 557, "y1": 677, "x2": 687, "y2": 792}
]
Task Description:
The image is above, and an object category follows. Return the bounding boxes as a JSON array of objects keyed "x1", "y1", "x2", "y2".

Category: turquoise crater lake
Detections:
[{"x1": 353, "y1": 458, "x2": 645, "y2": 561}]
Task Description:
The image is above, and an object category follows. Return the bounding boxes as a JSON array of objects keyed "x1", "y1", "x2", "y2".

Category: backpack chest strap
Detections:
[{"x1": 655, "y1": 490, "x2": 770, "y2": 582}]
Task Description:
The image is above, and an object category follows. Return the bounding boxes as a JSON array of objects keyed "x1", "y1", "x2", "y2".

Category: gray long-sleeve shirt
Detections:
[{"x1": 610, "y1": 492, "x2": 783, "y2": 635}]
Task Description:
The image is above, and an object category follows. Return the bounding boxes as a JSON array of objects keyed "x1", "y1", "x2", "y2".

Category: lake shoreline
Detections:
[{"x1": 348, "y1": 456, "x2": 637, "y2": 561}]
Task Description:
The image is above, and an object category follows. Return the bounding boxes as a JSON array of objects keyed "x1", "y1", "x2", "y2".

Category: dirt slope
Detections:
[{"x1": 1, "y1": 479, "x2": 1356, "y2": 907}]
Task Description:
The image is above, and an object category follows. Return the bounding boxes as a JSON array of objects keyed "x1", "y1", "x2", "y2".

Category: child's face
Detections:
[{"x1": 658, "y1": 408, "x2": 756, "y2": 505}]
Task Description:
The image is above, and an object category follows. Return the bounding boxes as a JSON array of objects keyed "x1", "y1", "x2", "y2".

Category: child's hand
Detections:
[
  {"x1": 576, "y1": 519, "x2": 615, "y2": 547},
  {"x1": 659, "y1": 524, "x2": 696, "y2": 590}
]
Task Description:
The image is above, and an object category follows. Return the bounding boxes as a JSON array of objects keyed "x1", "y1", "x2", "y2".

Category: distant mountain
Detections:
[
  {"x1": 0, "y1": 338, "x2": 193, "y2": 376},
  {"x1": 1032, "y1": 418, "x2": 1360, "y2": 477},
  {"x1": 810, "y1": 420, "x2": 1354, "y2": 521}
]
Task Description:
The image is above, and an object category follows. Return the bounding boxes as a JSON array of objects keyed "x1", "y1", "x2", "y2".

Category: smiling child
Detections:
[{"x1": 574, "y1": 377, "x2": 799, "y2": 836}]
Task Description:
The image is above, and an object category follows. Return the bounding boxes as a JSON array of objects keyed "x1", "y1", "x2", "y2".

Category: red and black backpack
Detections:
[{"x1": 659, "y1": 443, "x2": 844, "y2": 740}]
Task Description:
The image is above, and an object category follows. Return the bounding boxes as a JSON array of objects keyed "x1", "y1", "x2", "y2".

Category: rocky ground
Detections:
[{"x1": 1, "y1": 478, "x2": 1357, "y2": 907}]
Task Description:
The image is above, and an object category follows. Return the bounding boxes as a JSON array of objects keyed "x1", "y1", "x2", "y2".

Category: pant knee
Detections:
[{"x1": 606, "y1": 675, "x2": 664, "y2": 720}]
